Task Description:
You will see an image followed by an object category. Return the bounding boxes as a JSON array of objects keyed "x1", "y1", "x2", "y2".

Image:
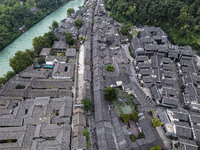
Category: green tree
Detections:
[
  {"x1": 81, "y1": 98, "x2": 93, "y2": 111},
  {"x1": 130, "y1": 112, "x2": 139, "y2": 122},
  {"x1": 121, "y1": 24, "x2": 131, "y2": 35},
  {"x1": 67, "y1": 8, "x2": 75, "y2": 16},
  {"x1": 75, "y1": 19, "x2": 83, "y2": 29},
  {"x1": 9, "y1": 50, "x2": 35, "y2": 73},
  {"x1": 150, "y1": 145, "x2": 162, "y2": 150},
  {"x1": 0, "y1": 77, "x2": 7, "y2": 87},
  {"x1": 49, "y1": 20, "x2": 59, "y2": 31},
  {"x1": 37, "y1": 57, "x2": 45, "y2": 65},
  {"x1": 4, "y1": 71, "x2": 16, "y2": 80},
  {"x1": 65, "y1": 32, "x2": 75, "y2": 45},
  {"x1": 137, "y1": 132, "x2": 145, "y2": 139},
  {"x1": 106, "y1": 65, "x2": 115, "y2": 72},
  {"x1": 121, "y1": 114, "x2": 130, "y2": 123},
  {"x1": 130, "y1": 134, "x2": 137, "y2": 142},
  {"x1": 152, "y1": 116, "x2": 163, "y2": 128},
  {"x1": 104, "y1": 86, "x2": 116, "y2": 101}
]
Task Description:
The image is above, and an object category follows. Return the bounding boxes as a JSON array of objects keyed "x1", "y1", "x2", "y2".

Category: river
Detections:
[{"x1": 0, "y1": 0, "x2": 84, "y2": 77}]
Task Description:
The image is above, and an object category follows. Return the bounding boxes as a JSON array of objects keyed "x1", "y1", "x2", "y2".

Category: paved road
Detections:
[{"x1": 123, "y1": 44, "x2": 137, "y2": 82}]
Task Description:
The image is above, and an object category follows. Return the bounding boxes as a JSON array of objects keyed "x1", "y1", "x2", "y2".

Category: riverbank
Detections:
[
  {"x1": 0, "y1": 0, "x2": 71, "y2": 51},
  {"x1": 0, "y1": 0, "x2": 84, "y2": 77}
]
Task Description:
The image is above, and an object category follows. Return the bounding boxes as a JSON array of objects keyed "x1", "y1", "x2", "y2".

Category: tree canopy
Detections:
[
  {"x1": 75, "y1": 19, "x2": 83, "y2": 29},
  {"x1": 67, "y1": 8, "x2": 75, "y2": 16},
  {"x1": 130, "y1": 112, "x2": 139, "y2": 122},
  {"x1": 0, "y1": 0, "x2": 66, "y2": 50},
  {"x1": 9, "y1": 49, "x2": 35, "y2": 73},
  {"x1": 49, "y1": 20, "x2": 59, "y2": 31},
  {"x1": 105, "y1": 0, "x2": 200, "y2": 51},
  {"x1": 33, "y1": 31, "x2": 57, "y2": 54},
  {"x1": 104, "y1": 86, "x2": 116, "y2": 101},
  {"x1": 120, "y1": 114, "x2": 130, "y2": 123},
  {"x1": 152, "y1": 116, "x2": 163, "y2": 128},
  {"x1": 81, "y1": 98, "x2": 93, "y2": 111},
  {"x1": 65, "y1": 32, "x2": 75, "y2": 45}
]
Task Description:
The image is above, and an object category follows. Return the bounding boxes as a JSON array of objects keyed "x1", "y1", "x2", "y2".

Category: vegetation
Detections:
[
  {"x1": 104, "y1": 86, "x2": 116, "y2": 101},
  {"x1": 152, "y1": 116, "x2": 163, "y2": 128},
  {"x1": 75, "y1": 19, "x2": 83, "y2": 29},
  {"x1": 130, "y1": 112, "x2": 139, "y2": 122},
  {"x1": 81, "y1": 98, "x2": 93, "y2": 111},
  {"x1": 129, "y1": 48, "x2": 135, "y2": 58},
  {"x1": 0, "y1": 0, "x2": 67, "y2": 50},
  {"x1": 4, "y1": 71, "x2": 16, "y2": 80},
  {"x1": 55, "y1": 111, "x2": 59, "y2": 116},
  {"x1": 49, "y1": 20, "x2": 59, "y2": 31},
  {"x1": 83, "y1": 129, "x2": 90, "y2": 150},
  {"x1": 0, "y1": 77, "x2": 7, "y2": 87},
  {"x1": 137, "y1": 132, "x2": 145, "y2": 139},
  {"x1": 37, "y1": 57, "x2": 45, "y2": 65},
  {"x1": 106, "y1": 65, "x2": 115, "y2": 72},
  {"x1": 16, "y1": 84, "x2": 25, "y2": 89},
  {"x1": 67, "y1": 8, "x2": 75, "y2": 16},
  {"x1": 9, "y1": 49, "x2": 35, "y2": 73},
  {"x1": 80, "y1": 36, "x2": 87, "y2": 42},
  {"x1": 33, "y1": 31, "x2": 57, "y2": 54},
  {"x1": 120, "y1": 114, "x2": 130, "y2": 123},
  {"x1": 121, "y1": 24, "x2": 131, "y2": 36},
  {"x1": 105, "y1": 0, "x2": 200, "y2": 51},
  {"x1": 150, "y1": 145, "x2": 162, "y2": 150},
  {"x1": 65, "y1": 32, "x2": 75, "y2": 46},
  {"x1": 129, "y1": 134, "x2": 137, "y2": 142}
]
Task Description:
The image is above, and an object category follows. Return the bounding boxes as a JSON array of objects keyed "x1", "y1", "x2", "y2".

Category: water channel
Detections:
[{"x1": 0, "y1": 0, "x2": 84, "y2": 77}]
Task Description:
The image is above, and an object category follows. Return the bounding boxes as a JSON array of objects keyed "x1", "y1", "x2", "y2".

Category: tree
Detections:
[
  {"x1": 49, "y1": 20, "x2": 59, "y2": 31},
  {"x1": 75, "y1": 19, "x2": 83, "y2": 29},
  {"x1": 81, "y1": 98, "x2": 93, "y2": 111},
  {"x1": 121, "y1": 24, "x2": 131, "y2": 35},
  {"x1": 104, "y1": 86, "x2": 116, "y2": 101},
  {"x1": 65, "y1": 32, "x2": 75, "y2": 45},
  {"x1": 37, "y1": 57, "x2": 45, "y2": 65},
  {"x1": 106, "y1": 65, "x2": 115, "y2": 72},
  {"x1": 33, "y1": 31, "x2": 57, "y2": 54},
  {"x1": 121, "y1": 114, "x2": 130, "y2": 123},
  {"x1": 130, "y1": 134, "x2": 137, "y2": 142},
  {"x1": 67, "y1": 8, "x2": 75, "y2": 16},
  {"x1": 0, "y1": 77, "x2": 7, "y2": 87},
  {"x1": 130, "y1": 112, "x2": 139, "y2": 122},
  {"x1": 152, "y1": 116, "x2": 163, "y2": 128},
  {"x1": 150, "y1": 145, "x2": 162, "y2": 150},
  {"x1": 4, "y1": 71, "x2": 16, "y2": 80},
  {"x1": 137, "y1": 132, "x2": 145, "y2": 139},
  {"x1": 9, "y1": 50, "x2": 35, "y2": 73}
]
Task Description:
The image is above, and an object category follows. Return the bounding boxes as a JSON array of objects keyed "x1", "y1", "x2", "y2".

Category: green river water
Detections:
[{"x1": 0, "y1": 0, "x2": 84, "y2": 77}]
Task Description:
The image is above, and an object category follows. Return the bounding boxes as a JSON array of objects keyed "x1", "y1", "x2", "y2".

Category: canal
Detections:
[{"x1": 0, "y1": 0, "x2": 84, "y2": 77}]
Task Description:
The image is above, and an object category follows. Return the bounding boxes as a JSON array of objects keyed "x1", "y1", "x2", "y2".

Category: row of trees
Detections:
[
  {"x1": 105, "y1": 0, "x2": 200, "y2": 51},
  {"x1": 0, "y1": 0, "x2": 67, "y2": 50}
]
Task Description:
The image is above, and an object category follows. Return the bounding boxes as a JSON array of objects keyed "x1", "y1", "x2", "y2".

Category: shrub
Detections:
[
  {"x1": 107, "y1": 65, "x2": 115, "y2": 72},
  {"x1": 130, "y1": 134, "x2": 137, "y2": 142},
  {"x1": 16, "y1": 84, "x2": 25, "y2": 89},
  {"x1": 83, "y1": 129, "x2": 90, "y2": 150}
]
